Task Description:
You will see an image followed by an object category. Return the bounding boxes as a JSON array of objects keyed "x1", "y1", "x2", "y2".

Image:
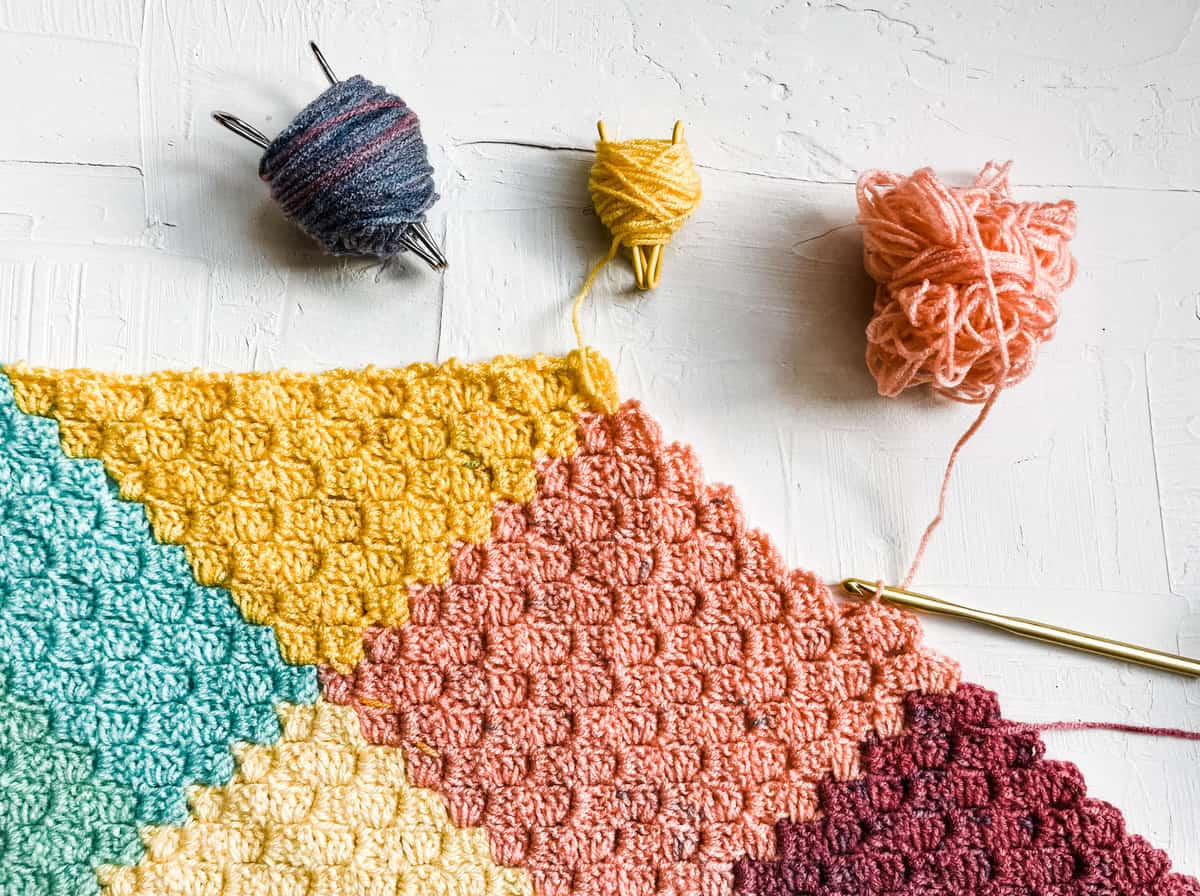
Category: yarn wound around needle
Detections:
[
  {"x1": 587, "y1": 120, "x2": 703, "y2": 291},
  {"x1": 260, "y1": 74, "x2": 441, "y2": 263},
  {"x1": 571, "y1": 120, "x2": 702, "y2": 402},
  {"x1": 212, "y1": 42, "x2": 446, "y2": 270}
]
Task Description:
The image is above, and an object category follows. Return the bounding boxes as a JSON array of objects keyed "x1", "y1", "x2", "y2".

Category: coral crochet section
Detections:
[
  {"x1": 734, "y1": 684, "x2": 1200, "y2": 896},
  {"x1": 0, "y1": 673, "x2": 143, "y2": 896},
  {"x1": 5, "y1": 351, "x2": 616, "y2": 670},
  {"x1": 323, "y1": 401, "x2": 960, "y2": 896},
  {"x1": 101, "y1": 700, "x2": 532, "y2": 896},
  {"x1": 0, "y1": 371, "x2": 315, "y2": 825}
]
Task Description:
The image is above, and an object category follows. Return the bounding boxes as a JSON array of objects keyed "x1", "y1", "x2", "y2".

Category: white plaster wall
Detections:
[{"x1": 0, "y1": 0, "x2": 1196, "y2": 874}]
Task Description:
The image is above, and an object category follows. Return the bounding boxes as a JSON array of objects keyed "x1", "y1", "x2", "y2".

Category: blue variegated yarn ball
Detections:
[{"x1": 259, "y1": 75, "x2": 439, "y2": 259}]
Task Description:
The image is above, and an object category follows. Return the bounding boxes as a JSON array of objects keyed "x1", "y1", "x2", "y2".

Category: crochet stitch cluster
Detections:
[
  {"x1": 0, "y1": 374, "x2": 313, "y2": 827},
  {"x1": 102, "y1": 700, "x2": 533, "y2": 896},
  {"x1": 0, "y1": 353, "x2": 1195, "y2": 896},
  {"x1": 735, "y1": 685, "x2": 1199, "y2": 896},
  {"x1": 324, "y1": 403, "x2": 960, "y2": 896},
  {"x1": 0, "y1": 672, "x2": 143, "y2": 896},
  {"x1": 6, "y1": 353, "x2": 614, "y2": 670}
]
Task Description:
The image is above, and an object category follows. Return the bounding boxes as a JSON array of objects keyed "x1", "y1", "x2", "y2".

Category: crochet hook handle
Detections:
[{"x1": 841, "y1": 578, "x2": 1200, "y2": 678}]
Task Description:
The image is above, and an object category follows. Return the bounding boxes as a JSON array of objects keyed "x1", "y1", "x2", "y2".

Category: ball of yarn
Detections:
[
  {"x1": 856, "y1": 162, "x2": 1077, "y2": 403},
  {"x1": 259, "y1": 75, "x2": 438, "y2": 259},
  {"x1": 588, "y1": 129, "x2": 702, "y2": 286}
]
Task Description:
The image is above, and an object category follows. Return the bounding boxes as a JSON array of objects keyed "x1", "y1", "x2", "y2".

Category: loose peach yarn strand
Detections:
[
  {"x1": 855, "y1": 163, "x2": 1078, "y2": 589},
  {"x1": 857, "y1": 176, "x2": 1200, "y2": 741},
  {"x1": 901, "y1": 218, "x2": 1008, "y2": 589}
]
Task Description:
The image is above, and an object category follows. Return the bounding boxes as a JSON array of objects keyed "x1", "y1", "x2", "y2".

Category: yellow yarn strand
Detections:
[
  {"x1": 571, "y1": 120, "x2": 701, "y2": 400},
  {"x1": 570, "y1": 237, "x2": 621, "y2": 373}
]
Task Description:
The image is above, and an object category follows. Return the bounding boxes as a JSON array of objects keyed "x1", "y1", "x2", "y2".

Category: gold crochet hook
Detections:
[
  {"x1": 840, "y1": 578, "x2": 1200, "y2": 678},
  {"x1": 596, "y1": 119, "x2": 684, "y2": 290}
]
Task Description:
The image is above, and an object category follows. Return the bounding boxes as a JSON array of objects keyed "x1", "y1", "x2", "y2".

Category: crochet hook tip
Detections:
[
  {"x1": 840, "y1": 576, "x2": 1200, "y2": 678},
  {"x1": 839, "y1": 577, "x2": 873, "y2": 598}
]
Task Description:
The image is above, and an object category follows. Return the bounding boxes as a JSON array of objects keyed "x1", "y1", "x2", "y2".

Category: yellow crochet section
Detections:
[
  {"x1": 6, "y1": 351, "x2": 616, "y2": 670},
  {"x1": 99, "y1": 700, "x2": 532, "y2": 896}
]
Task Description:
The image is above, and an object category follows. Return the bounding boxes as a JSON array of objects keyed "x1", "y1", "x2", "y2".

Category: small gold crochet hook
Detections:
[
  {"x1": 595, "y1": 120, "x2": 683, "y2": 290},
  {"x1": 840, "y1": 578, "x2": 1200, "y2": 678}
]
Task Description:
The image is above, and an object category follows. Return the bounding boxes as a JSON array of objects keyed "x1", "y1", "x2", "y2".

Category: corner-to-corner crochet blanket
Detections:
[{"x1": 0, "y1": 350, "x2": 1194, "y2": 896}]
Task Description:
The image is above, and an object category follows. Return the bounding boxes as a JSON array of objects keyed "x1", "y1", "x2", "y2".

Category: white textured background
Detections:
[{"x1": 0, "y1": 0, "x2": 1197, "y2": 874}]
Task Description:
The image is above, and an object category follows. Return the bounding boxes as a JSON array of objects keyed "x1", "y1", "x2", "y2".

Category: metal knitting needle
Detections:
[
  {"x1": 308, "y1": 42, "x2": 448, "y2": 269},
  {"x1": 212, "y1": 112, "x2": 270, "y2": 149},
  {"x1": 389, "y1": 231, "x2": 441, "y2": 269},
  {"x1": 309, "y1": 41, "x2": 338, "y2": 85},
  {"x1": 407, "y1": 221, "x2": 448, "y2": 268},
  {"x1": 841, "y1": 578, "x2": 1200, "y2": 678}
]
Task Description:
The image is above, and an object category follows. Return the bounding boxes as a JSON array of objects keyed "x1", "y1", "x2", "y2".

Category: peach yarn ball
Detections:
[{"x1": 856, "y1": 162, "x2": 1077, "y2": 403}]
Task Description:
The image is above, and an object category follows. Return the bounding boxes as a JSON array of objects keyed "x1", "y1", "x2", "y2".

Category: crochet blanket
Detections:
[{"x1": 0, "y1": 350, "x2": 1194, "y2": 896}]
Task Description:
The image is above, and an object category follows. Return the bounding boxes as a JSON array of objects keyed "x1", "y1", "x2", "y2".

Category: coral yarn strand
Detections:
[
  {"x1": 856, "y1": 163, "x2": 1077, "y2": 588},
  {"x1": 901, "y1": 211, "x2": 1010, "y2": 589}
]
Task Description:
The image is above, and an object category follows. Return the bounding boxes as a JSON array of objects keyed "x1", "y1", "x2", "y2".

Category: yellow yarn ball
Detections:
[
  {"x1": 570, "y1": 121, "x2": 702, "y2": 398},
  {"x1": 590, "y1": 133, "x2": 702, "y2": 252}
]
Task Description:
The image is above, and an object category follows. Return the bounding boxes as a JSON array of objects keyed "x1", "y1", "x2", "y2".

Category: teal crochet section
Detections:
[
  {"x1": 0, "y1": 671, "x2": 142, "y2": 896},
  {"x1": 0, "y1": 370, "x2": 317, "y2": 827}
]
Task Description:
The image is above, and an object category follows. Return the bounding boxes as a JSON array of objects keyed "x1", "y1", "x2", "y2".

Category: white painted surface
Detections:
[{"x1": 0, "y1": 0, "x2": 1197, "y2": 874}]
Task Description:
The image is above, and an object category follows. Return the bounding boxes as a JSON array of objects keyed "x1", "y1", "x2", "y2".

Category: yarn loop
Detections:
[
  {"x1": 259, "y1": 75, "x2": 438, "y2": 259},
  {"x1": 857, "y1": 162, "x2": 1077, "y2": 403}
]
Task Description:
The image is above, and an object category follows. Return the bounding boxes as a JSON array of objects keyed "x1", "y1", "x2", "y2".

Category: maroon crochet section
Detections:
[{"x1": 734, "y1": 684, "x2": 1199, "y2": 896}]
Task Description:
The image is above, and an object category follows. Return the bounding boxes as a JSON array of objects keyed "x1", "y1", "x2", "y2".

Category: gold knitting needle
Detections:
[
  {"x1": 642, "y1": 120, "x2": 684, "y2": 290},
  {"x1": 212, "y1": 112, "x2": 271, "y2": 149},
  {"x1": 840, "y1": 578, "x2": 1200, "y2": 678},
  {"x1": 596, "y1": 121, "x2": 647, "y2": 286}
]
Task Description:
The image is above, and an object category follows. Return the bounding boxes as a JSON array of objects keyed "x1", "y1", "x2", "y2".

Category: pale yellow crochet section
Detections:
[
  {"x1": 99, "y1": 700, "x2": 533, "y2": 896},
  {"x1": 6, "y1": 351, "x2": 616, "y2": 670}
]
